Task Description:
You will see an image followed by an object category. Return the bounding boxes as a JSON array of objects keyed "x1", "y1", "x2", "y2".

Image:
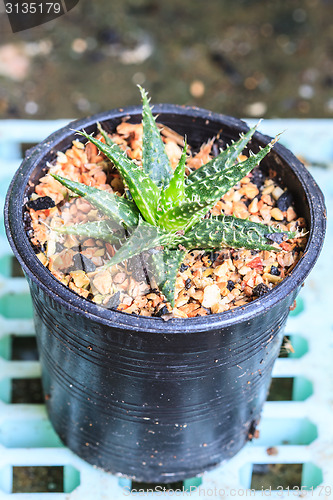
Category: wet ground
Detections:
[{"x1": 1, "y1": 0, "x2": 333, "y2": 120}]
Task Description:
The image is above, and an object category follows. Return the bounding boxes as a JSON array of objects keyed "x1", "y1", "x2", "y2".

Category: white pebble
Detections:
[
  {"x1": 202, "y1": 284, "x2": 221, "y2": 308},
  {"x1": 272, "y1": 186, "x2": 284, "y2": 200}
]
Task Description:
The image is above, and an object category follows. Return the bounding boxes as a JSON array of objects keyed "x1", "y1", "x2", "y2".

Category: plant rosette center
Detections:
[{"x1": 25, "y1": 87, "x2": 307, "y2": 319}]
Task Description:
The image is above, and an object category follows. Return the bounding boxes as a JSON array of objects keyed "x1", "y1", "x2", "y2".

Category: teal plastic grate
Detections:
[{"x1": 0, "y1": 119, "x2": 332, "y2": 499}]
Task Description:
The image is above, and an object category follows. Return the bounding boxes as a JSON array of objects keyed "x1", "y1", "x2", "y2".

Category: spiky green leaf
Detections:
[
  {"x1": 77, "y1": 130, "x2": 159, "y2": 225},
  {"x1": 151, "y1": 249, "x2": 186, "y2": 306},
  {"x1": 55, "y1": 220, "x2": 126, "y2": 246},
  {"x1": 174, "y1": 215, "x2": 295, "y2": 251},
  {"x1": 185, "y1": 135, "x2": 279, "y2": 206},
  {"x1": 157, "y1": 139, "x2": 187, "y2": 215},
  {"x1": 178, "y1": 138, "x2": 278, "y2": 233},
  {"x1": 51, "y1": 174, "x2": 139, "y2": 227},
  {"x1": 157, "y1": 200, "x2": 209, "y2": 232},
  {"x1": 186, "y1": 122, "x2": 260, "y2": 185},
  {"x1": 103, "y1": 218, "x2": 173, "y2": 268},
  {"x1": 96, "y1": 122, "x2": 114, "y2": 147},
  {"x1": 139, "y1": 85, "x2": 173, "y2": 188},
  {"x1": 97, "y1": 124, "x2": 135, "y2": 202},
  {"x1": 157, "y1": 137, "x2": 278, "y2": 232}
]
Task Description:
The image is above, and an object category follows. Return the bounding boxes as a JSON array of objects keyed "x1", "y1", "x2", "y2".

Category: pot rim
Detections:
[{"x1": 4, "y1": 104, "x2": 326, "y2": 333}]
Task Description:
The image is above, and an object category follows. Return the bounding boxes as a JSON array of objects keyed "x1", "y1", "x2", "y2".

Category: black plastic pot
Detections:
[{"x1": 4, "y1": 106, "x2": 326, "y2": 483}]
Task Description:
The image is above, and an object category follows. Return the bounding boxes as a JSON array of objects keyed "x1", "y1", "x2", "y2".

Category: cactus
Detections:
[{"x1": 52, "y1": 87, "x2": 298, "y2": 306}]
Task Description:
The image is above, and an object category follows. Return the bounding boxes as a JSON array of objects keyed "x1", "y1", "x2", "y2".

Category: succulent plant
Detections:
[{"x1": 52, "y1": 87, "x2": 296, "y2": 306}]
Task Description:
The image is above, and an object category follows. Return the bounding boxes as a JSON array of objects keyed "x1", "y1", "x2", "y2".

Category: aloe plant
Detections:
[{"x1": 52, "y1": 86, "x2": 296, "y2": 306}]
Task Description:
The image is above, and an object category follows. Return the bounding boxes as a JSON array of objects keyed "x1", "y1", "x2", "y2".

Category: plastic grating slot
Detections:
[
  {"x1": 20, "y1": 143, "x2": 38, "y2": 158},
  {"x1": 267, "y1": 376, "x2": 313, "y2": 401},
  {"x1": 251, "y1": 463, "x2": 303, "y2": 490},
  {"x1": 130, "y1": 480, "x2": 184, "y2": 492},
  {"x1": 0, "y1": 378, "x2": 42, "y2": 404},
  {"x1": 0, "y1": 465, "x2": 80, "y2": 494},
  {"x1": 249, "y1": 462, "x2": 324, "y2": 491},
  {"x1": 278, "y1": 334, "x2": 309, "y2": 359},
  {"x1": 10, "y1": 378, "x2": 44, "y2": 404},
  {"x1": 240, "y1": 462, "x2": 324, "y2": 493},
  {"x1": 11, "y1": 335, "x2": 39, "y2": 361},
  {"x1": 12, "y1": 466, "x2": 63, "y2": 493},
  {"x1": 0, "y1": 119, "x2": 332, "y2": 498},
  {"x1": 0, "y1": 255, "x2": 24, "y2": 278},
  {"x1": 120, "y1": 477, "x2": 202, "y2": 495},
  {"x1": 130, "y1": 479, "x2": 201, "y2": 492},
  {"x1": 0, "y1": 335, "x2": 38, "y2": 362}
]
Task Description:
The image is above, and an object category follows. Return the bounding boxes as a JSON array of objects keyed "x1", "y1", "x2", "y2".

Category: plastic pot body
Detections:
[
  {"x1": 5, "y1": 106, "x2": 326, "y2": 483},
  {"x1": 29, "y1": 276, "x2": 296, "y2": 481}
]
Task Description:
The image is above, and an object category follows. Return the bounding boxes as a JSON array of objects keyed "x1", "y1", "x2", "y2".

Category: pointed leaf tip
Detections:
[
  {"x1": 51, "y1": 174, "x2": 139, "y2": 227},
  {"x1": 139, "y1": 86, "x2": 173, "y2": 189},
  {"x1": 76, "y1": 129, "x2": 159, "y2": 225},
  {"x1": 151, "y1": 249, "x2": 186, "y2": 306},
  {"x1": 158, "y1": 138, "x2": 187, "y2": 216}
]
